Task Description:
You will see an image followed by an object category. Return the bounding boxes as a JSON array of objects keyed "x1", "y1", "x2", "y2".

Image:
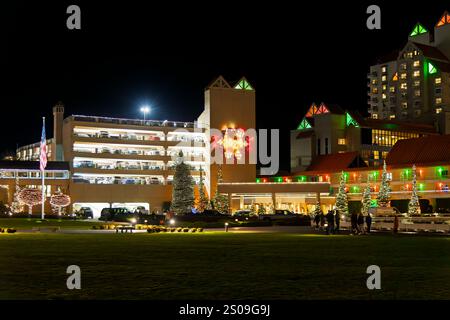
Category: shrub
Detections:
[
  {"x1": 197, "y1": 228, "x2": 203, "y2": 232},
  {"x1": 189, "y1": 228, "x2": 196, "y2": 232},
  {"x1": 182, "y1": 228, "x2": 189, "y2": 233},
  {"x1": 6, "y1": 228, "x2": 17, "y2": 234}
]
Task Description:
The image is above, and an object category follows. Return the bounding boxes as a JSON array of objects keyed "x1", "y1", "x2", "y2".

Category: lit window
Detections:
[
  {"x1": 381, "y1": 75, "x2": 387, "y2": 82},
  {"x1": 400, "y1": 83, "x2": 408, "y2": 90},
  {"x1": 389, "y1": 115, "x2": 396, "y2": 120},
  {"x1": 372, "y1": 114, "x2": 378, "y2": 119},
  {"x1": 382, "y1": 93, "x2": 387, "y2": 100},
  {"x1": 436, "y1": 108, "x2": 443, "y2": 114},
  {"x1": 435, "y1": 77, "x2": 442, "y2": 84},
  {"x1": 401, "y1": 102, "x2": 408, "y2": 109},
  {"x1": 414, "y1": 80, "x2": 420, "y2": 87},
  {"x1": 400, "y1": 73, "x2": 407, "y2": 79},
  {"x1": 436, "y1": 97, "x2": 442, "y2": 105},
  {"x1": 413, "y1": 70, "x2": 420, "y2": 77},
  {"x1": 413, "y1": 60, "x2": 420, "y2": 67},
  {"x1": 382, "y1": 85, "x2": 387, "y2": 91},
  {"x1": 414, "y1": 90, "x2": 421, "y2": 97},
  {"x1": 338, "y1": 138, "x2": 346, "y2": 145},
  {"x1": 401, "y1": 63, "x2": 407, "y2": 70},
  {"x1": 389, "y1": 86, "x2": 395, "y2": 93},
  {"x1": 381, "y1": 66, "x2": 387, "y2": 73},
  {"x1": 372, "y1": 88, "x2": 378, "y2": 94},
  {"x1": 371, "y1": 79, "x2": 378, "y2": 85}
]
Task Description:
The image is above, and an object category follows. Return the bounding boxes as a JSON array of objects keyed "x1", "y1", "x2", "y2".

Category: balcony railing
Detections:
[{"x1": 70, "y1": 115, "x2": 196, "y2": 129}]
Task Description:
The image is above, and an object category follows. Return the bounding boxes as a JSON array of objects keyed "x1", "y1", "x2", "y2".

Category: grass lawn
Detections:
[
  {"x1": 1, "y1": 232, "x2": 450, "y2": 300},
  {"x1": 0, "y1": 218, "x2": 106, "y2": 230}
]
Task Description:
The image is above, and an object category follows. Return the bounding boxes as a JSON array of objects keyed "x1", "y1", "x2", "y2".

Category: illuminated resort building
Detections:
[
  {"x1": 290, "y1": 102, "x2": 437, "y2": 171},
  {"x1": 9, "y1": 76, "x2": 258, "y2": 216},
  {"x1": 368, "y1": 11, "x2": 450, "y2": 128}
]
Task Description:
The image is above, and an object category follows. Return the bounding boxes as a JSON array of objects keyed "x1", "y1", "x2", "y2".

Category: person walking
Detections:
[
  {"x1": 365, "y1": 213, "x2": 372, "y2": 234},
  {"x1": 326, "y1": 210, "x2": 335, "y2": 235},
  {"x1": 357, "y1": 213, "x2": 365, "y2": 235},
  {"x1": 393, "y1": 214, "x2": 399, "y2": 234},
  {"x1": 334, "y1": 210, "x2": 340, "y2": 234},
  {"x1": 350, "y1": 212, "x2": 358, "y2": 235},
  {"x1": 314, "y1": 212, "x2": 320, "y2": 229}
]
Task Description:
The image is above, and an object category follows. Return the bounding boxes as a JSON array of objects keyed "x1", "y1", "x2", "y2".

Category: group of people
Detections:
[
  {"x1": 313, "y1": 210, "x2": 341, "y2": 235},
  {"x1": 350, "y1": 212, "x2": 372, "y2": 235},
  {"x1": 313, "y1": 210, "x2": 373, "y2": 235}
]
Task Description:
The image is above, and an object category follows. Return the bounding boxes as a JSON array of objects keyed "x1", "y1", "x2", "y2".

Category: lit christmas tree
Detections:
[
  {"x1": 10, "y1": 178, "x2": 23, "y2": 214},
  {"x1": 212, "y1": 165, "x2": 229, "y2": 213},
  {"x1": 377, "y1": 160, "x2": 391, "y2": 207},
  {"x1": 170, "y1": 151, "x2": 195, "y2": 214},
  {"x1": 313, "y1": 201, "x2": 322, "y2": 216},
  {"x1": 196, "y1": 166, "x2": 209, "y2": 212},
  {"x1": 336, "y1": 171, "x2": 349, "y2": 215},
  {"x1": 408, "y1": 164, "x2": 421, "y2": 216},
  {"x1": 257, "y1": 204, "x2": 266, "y2": 215},
  {"x1": 361, "y1": 177, "x2": 371, "y2": 215}
]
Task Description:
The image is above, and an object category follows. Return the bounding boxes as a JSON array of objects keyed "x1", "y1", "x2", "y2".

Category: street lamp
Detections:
[{"x1": 140, "y1": 106, "x2": 150, "y2": 121}]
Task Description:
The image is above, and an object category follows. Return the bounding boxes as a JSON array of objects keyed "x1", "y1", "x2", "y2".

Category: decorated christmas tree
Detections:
[
  {"x1": 336, "y1": 171, "x2": 349, "y2": 215},
  {"x1": 10, "y1": 178, "x2": 23, "y2": 214},
  {"x1": 361, "y1": 177, "x2": 371, "y2": 215},
  {"x1": 257, "y1": 204, "x2": 266, "y2": 215},
  {"x1": 313, "y1": 201, "x2": 322, "y2": 216},
  {"x1": 197, "y1": 166, "x2": 209, "y2": 212},
  {"x1": 212, "y1": 165, "x2": 229, "y2": 214},
  {"x1": 377, "y1": 160, "x2": 391, "y2": 207},
  {"x1": 170, "y1": 151, "x2": 195, "y2": 214},
  {"x1": 408, "y1": 164, "x2": 421, "y2": 216}
]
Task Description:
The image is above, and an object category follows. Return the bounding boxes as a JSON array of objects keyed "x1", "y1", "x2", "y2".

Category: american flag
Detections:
[{"x1": 40, "y1": 118, "x2": 47, "y2": 172}]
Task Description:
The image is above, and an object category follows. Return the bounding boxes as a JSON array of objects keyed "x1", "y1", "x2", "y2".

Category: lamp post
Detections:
[{"x1": 140, "y1": 106, "x2": 150, "y2": 121}]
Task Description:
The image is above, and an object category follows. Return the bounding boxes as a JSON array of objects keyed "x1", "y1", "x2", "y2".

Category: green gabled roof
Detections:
[
  {"x1": 234, "y1": 77, "x2": 253, "y2": 90},
  {"x1": 297, "y1": 118, "x2": 312, "y2": 130},
  {"x1": 410, "y1": 23, "x2": 428, "y2": 37}
]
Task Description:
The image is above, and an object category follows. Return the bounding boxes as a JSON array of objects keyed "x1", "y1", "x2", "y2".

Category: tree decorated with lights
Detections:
[
  {"x1": 50, "y1": 189, "x2": 71, "y2": 216},
  {"x1": 361, "y1": 177, "x2": 372, "y2": 215},
  {"x1": 313, "y1": 201, "x2": 323, "y2": 216},
  {"x1": 170, "y1": 151, "x2": 195, "y2": 214},
  {"x1": 377, "y1": 160, "x2": 391, "y2": 207},
  {"x1": 335, "y1": 171, "x2": 349, "y2": 215},
  {"x1": 212, "y1": 165, "x2": 229, "y2": 214},
  {"x1": 18, "y1": 188, "x2": 43, "y2": 216},
  {"x1": 196, "y1": 166, "x2": 209, "y2": 212},
  {"x1": 408, "y1": 164, "x2": 421, "y2": 216},
  {"x1": 257, "y1": 204, "x2": 266, "y2": 215},
  {"x1": 10, "y1": 178, "x2": 24, "y2": 214}
]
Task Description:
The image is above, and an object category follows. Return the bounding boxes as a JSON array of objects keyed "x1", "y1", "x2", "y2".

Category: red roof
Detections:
[
  {"x1": 303, "y1": 152, "x2": 367, "y2": 173},
  {"x1": 386, "y1": 135, "x2": 450, "y2": 166}
]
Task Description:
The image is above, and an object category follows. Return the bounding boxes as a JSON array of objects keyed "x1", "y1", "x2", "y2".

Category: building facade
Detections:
[
  {"x1": 13, "y1": 76, "x2": 258, "y2": 216},
  {"x1": 367, "y1": 11, "x2": 450, "y2": 134}
]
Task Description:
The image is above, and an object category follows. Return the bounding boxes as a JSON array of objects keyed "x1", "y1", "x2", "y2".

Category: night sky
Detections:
[{"x1": 5, "y1": 1, "x2": 450, "y2": 171}]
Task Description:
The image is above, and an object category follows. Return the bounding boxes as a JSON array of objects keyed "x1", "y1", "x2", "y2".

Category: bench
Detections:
[{"x1": 115, "y1": 225, "x2": 135, "y2": 233}]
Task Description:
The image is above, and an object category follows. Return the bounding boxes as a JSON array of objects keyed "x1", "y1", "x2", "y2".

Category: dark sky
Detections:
[{"x1": 4, "y1": 1, "x2": 450, "y2": 172}]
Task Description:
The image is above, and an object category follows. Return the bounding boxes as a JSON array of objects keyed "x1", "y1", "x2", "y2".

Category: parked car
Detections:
[
  {"x1": 76, "y1": 207, "x2": 93, "y2": 219},
  {"x1": 258, "y1": 210, "x2": 297, "y2": 221},
  {"x1": 100, "y1": 207, "x2": 134, "y2": 221}
]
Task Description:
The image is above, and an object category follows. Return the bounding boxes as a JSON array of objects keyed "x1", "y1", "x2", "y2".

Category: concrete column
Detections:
[
  {"x1": 316, "y1": 192, "x2": 321, "y2": 203},
  {"x1": 239, "y1": 195, "x2": 244, "y2": 209}
]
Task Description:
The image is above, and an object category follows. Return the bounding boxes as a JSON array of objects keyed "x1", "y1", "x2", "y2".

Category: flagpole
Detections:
[{"x1": 41, "y1": 117, "x2": 45, "y2": 220}]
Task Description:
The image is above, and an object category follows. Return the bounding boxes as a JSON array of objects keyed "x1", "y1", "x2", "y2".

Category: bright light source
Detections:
[
  {"x1": 169, "y1": 219, "x2": 175, "y2": 225},
  {"x1": 130, "y1": 218, "x2": 137, "y2": 224},
  {"x1": 225, "y1": 222, "x2": 229, "y2": 226},
  {"x1": 140, "y1": 106, "x2": 151, "y2": 121}
]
